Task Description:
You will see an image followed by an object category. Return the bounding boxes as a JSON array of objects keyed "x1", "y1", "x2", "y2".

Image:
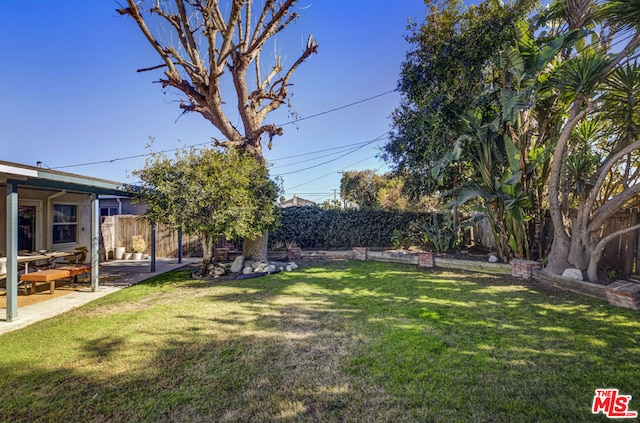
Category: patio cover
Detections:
[{"x1": 1, "y1": 160, "x2": 131, "y2": 322}]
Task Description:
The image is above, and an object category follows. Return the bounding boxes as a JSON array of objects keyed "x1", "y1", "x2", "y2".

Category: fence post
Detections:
[
  {"x1": 151, "y1": 222, "x2": 156, "y2": 273},
  {"x1": 178, "y1": 226, "x2": 183, "y2": 264}
]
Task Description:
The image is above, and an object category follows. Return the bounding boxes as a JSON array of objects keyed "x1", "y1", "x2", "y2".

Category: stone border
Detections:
[
  {"x1": 351, "y1": 248, "x2": 512, "y2": 274},
  {"x1": 531, "y1": 269, "x2": 608, "y2": 301}
]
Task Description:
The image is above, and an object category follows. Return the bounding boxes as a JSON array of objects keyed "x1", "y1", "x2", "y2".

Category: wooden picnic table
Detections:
[
  {"x1": 0, "y1": 251, "x2": 82, "y2": 294},
  {"x1": 17, "y1": 251, "x2": 80, "y2": 273},
  {"x1": 16, "y1": 252, "x2": 88, "y2": 295}
]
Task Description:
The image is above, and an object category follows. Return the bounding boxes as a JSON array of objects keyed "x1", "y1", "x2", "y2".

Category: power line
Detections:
[
  {"x1": 272, "y1": 131, "x2": 389, "y2": 177},
  {"x1": 278, "y1": 90, "x2": 396, "y2": 127},
  {"x1": 269, "y1": 139, "x2": 374, "y2": 161},
  {"x1": 53, "y1": 141, "x2": 213, "y2": 170},
  {"x1": 285, "y1": 154, "x2": 379, "y2": 191},
  {"x1": 270, "y1": 143, "x2": 378, "y2": 170},
  {"x1": 51, "y1": 90, "x2": 397, "y2": 171}
]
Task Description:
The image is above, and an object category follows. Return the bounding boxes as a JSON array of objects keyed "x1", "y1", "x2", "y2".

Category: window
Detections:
[
  {"x1": 52, "y1": 204, "x2": 78, "y2": 244},
  {"x1": 18, "y1": 205, "x2": 37, "y2": 251},
  {"x1": 100, "y1": 207, "x2": 119, "y2": 217}
]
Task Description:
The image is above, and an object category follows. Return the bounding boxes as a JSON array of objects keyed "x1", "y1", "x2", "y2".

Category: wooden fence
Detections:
[
  {"x1": 471, "y1": 209, "x2": 640, "y2": 277},
  {"x1": 100, "y1": 215, "x2": 203, "y2": 259}
]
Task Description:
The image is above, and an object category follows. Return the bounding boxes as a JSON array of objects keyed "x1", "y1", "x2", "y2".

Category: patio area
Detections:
[{"x1": 0, "y1": 257, "x2": 200, "y2": 335}]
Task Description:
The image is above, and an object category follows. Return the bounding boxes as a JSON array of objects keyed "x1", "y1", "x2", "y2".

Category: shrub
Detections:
[{"x1": 269, "y1": 207, "x2": 436, "y2": 249}]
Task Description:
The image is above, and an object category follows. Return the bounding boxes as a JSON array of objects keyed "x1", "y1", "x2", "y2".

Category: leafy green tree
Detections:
[
  {"x1": 131, "y1": 147, "x2": 279, "y2": 271},
  {"x1": 383, "y1": 0, "x2": 534, "y2": 199},
  {"x1": 321, "y1": 199, "x2": 343, "y2": 210},
  {"x1": 339, "y1": 170, "x2": 424, "y2": 211},
  {"x1": 340, "y1": 170, "x2": 387, "y2": 209}
]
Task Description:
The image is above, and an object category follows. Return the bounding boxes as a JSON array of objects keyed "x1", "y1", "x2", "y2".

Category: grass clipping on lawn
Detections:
[{"x1": 0, "y1": 261, "x2": 638, "y2": 422}]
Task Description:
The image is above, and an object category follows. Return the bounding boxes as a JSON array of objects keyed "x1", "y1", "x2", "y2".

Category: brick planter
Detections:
[
  {"x1": 353, "y1": 247, "x2": 369, "y2": 260},
  {"x1": 288, "y1": 247, "x2": 302, "y2": 261},
  {"x1": 214, "y1": 247, "x2": 229, "y2": 261},
  {"x1": 605, "y1": 281, "x2": 640, "y2": 310},
  {"x1": 510, "y1": 259, "x2": 541, "y2": 280},
  {"x1": 418, "y1": 252, "x2": 435, "y2": 268}
]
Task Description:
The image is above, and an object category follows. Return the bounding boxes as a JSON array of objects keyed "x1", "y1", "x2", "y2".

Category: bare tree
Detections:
[{"x1": 117, "y1": 0, "x2": 318, "y2": 260}]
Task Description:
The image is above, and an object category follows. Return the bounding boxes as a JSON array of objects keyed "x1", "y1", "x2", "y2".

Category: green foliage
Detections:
[
  {"x1": 320, "y1": 199, "x2": 342, "y2": 210},
  {"x1": 565, "y1": 150, "x2": 599, "y2": 203},
  {"x1": 390, "y1": 229, "x2": 406, "y2": 249},
  {"x1": 339, "y1": 170, "x2": 420, "y2": 210},
  {"x1": 383, "y1": 0, "x2": 534, "y2": 198},
  {"x1": 420, "y1": 214, "x2": 458, "y2": 252},
  {"x1": 269, "y1": 207, "x2": 436, "y2": 249},
  {"x1": 340, "y1": 169, "x2": 384, "y2": 209},
  {"x1": 130, "y1": 147, "x2": 280, "y2": 256}
]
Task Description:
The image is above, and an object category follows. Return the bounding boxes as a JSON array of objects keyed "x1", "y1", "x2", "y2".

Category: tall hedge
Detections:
[{"x1": 269, "y1": 207, "x2": 434, "y2": 249}]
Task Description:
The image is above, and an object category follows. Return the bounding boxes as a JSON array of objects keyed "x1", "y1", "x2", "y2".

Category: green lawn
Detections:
[{"x1": 0, "y1": 261, "x2": 638, "y2": 422}]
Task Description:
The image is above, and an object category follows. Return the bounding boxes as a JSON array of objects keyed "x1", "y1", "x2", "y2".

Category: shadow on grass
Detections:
[{"x1": 0, "y1": 261, "x2": 638, "y2": 422}]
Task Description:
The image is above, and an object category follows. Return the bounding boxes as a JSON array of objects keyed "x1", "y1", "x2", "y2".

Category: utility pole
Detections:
[{"x1": 337, "y1": 170, "x2": 346, "y2": 209}]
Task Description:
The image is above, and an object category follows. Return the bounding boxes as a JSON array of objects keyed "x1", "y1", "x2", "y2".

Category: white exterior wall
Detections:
[{"x1": 0, "y1": 187, "x2": 93, "y2": 264}]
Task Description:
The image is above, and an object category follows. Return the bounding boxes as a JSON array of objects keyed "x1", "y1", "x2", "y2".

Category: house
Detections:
[
  {"x1": 99, "y1": 195, "x2": 146, "y2": 217},
  {"x1": 279, "y1": 195, "x2": 317, "y2": 208},
  {"x1": 0, "y1": 160, "x2": 129, "y2": 321}
]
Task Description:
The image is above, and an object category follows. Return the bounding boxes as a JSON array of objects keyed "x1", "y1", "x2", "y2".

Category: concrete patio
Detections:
[{"x1": 0, "y1": 257, "x2": 200, "y2": 335}]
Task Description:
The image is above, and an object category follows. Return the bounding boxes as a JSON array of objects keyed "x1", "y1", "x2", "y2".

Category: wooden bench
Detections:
[
  {"x1": 19, "y1": 269, "x2": 72, "y2": 295},
  {"x1": 55, "y1": 265, "x2": 91, "y2": 283}
]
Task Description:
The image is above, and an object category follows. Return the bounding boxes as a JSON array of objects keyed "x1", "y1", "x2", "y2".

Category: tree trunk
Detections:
[
  {"x1": 546, "y1": 233, "x2": 572, "y2": 274},
  {"x1": 567, "y1": 214, "x2": 591, "y2": 271},
  {"x1": 546, "y1": 101, "x2": 591, "y2": 274},
  {"x1": 242, "y1": 231, "x2": 269, "y2": 262},
  {"x1": 200, "y1": 232, "x2": 214, "y2": 274}
]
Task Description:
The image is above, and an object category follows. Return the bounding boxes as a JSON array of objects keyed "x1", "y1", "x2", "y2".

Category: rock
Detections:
[
  {"x1": 286, "y1": 265, "x2": 292, "y2": 272},
  {"x1": 230, "y1": 256, "x2": 245, "y2": 273},
  {"x1": 288, "y1": 262, "x2": 299, "y2": 270},
  {"x1": 213, "y1": 266, "x2": 226, "y2": 276},
  {"x1": 266, "y1": 264, "x2": 276, "y2": 273},
  {"x1": 279, "y1": 266, "x2": 284, "y2": 272},
  {"x1": 562, "y1": 268, "x2": 583, "y2": 281},
  {"x1": 242, "y1": 266, "x2": 253, "y2": 274},
  {"x1": 488, "y1": 255, "x2": 499, "y2": 263},
  {"x1": 254, "y1": 262, "x2": 267, "y2": 273}
]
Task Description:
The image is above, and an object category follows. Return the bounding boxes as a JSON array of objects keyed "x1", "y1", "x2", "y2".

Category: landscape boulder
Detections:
[
  {"x1": 562, "y1": 268, "x2": 584, "y2": 281},
  {"x1": 230, "y1": 256, "x2": 245, "y2": 273}
]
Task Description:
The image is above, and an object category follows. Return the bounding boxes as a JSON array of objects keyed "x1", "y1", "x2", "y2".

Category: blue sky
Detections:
[{"x1": 1, "y1": 1, "x2": 427, "y2": 204}]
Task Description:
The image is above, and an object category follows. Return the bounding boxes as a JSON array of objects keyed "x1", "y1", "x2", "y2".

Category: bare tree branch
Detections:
[
  {"x1": 119, "y1": 0, "x2": 317, "y2": 158},
  {"x1": 589, "y1": 181, "x2": 640, "y2": 232},
  {"x1": 119, "y1": 2, "x2": 180, "y2": 81},
  {"x1": 585, "y1": 139, "x2": 640, "y2": 217},
  {"x1": 587, "y1": 222, "x2": 640, "y2": 281}
]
